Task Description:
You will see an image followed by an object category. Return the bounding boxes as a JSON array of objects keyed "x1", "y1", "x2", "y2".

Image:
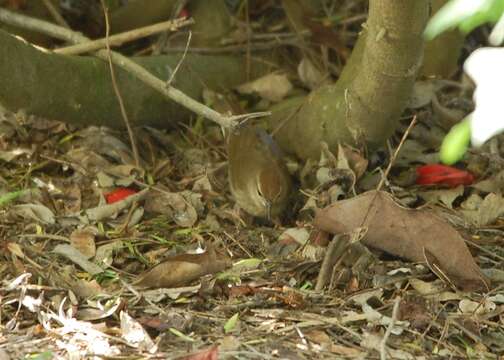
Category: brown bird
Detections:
[{"x1": 228, "y1": 125, "x2": 292, "y2": 219}]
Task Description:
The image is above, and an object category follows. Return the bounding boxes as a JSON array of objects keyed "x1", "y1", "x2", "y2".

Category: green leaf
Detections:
[
  {"x1": 440, "y1": 117, "x2": 471, "y2": 165},
  {"x1": 459, "y1": 0, "x2": 504, "y2": 33},
  {"x1": 425, "y1": 0, "x2": 488, "y2": 40},
  {"x1": 169, "y1": 328, "x2": 195, "y2": 342},
  {"x1": 224, "y1": 313, "x2": 239, "y2": 334},
  {"x1": 24, "y1": 352, "x2": 53, "y2": 360},
  {"x1": 424, "y1": 0, "x2": 504, "y2": 40},
  {"x1": 0, "y1": 189, "x2": 31, "y2": 207},
  {"x1": 232, "y1": 258, "x2": 262, "y2": 272},
  {"x1": 300, "y1": 281, "x2": 313, "y2": 290}
]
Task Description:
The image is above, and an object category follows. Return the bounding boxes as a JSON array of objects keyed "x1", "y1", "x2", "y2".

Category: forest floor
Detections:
[
  {"x1": 1, "y1": 1, "x2": 504, "y2": 359},
  {"x1": 1, "y1": 102, "x2": 504, "y2": 359}
]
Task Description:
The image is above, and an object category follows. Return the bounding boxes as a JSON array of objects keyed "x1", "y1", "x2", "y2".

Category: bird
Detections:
[{"x1": 228, "y1": 124, "x2": 292, "y2": 219}]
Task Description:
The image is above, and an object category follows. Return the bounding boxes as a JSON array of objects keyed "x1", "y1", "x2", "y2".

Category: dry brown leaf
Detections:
[
  {"x1": 298, "y1": 57, "x2": 325, "y2": 90},
  {"x1": 72, "y1": 279, "x2": 103, "y2": 299},
  {"x1": 62, "y1": 183, "x2": 82, "y2": 214},
  {"x1": 236, "y1": 72, "x2": 292, "y2": 102},
  {"x1": 418, "y1": 186, "x2": 464, "y2": 209},
  {"x1": 178, "y1": 346, "x2": 218, "y2": 360},
  {"x1": 408, "y1": 80, "x2": 436, "y2": 109},
  {"x1": 120, "y1": 311, "x2": 157, "y2": 353},
  {"x1": 305, "y1": 330, "x2": 333, "y2": 351},
  {"x1": 472, "y1": 169, "x2": 504, "y2": 193},
  {"x1": 460, "y1": 193, "x2": 504, "y2": 227},
  {"x1": 12, "y1": 204, "x2": 55, "y2": 224},
  {"x1": 83, "y1": 188, "x2": 149, "y2": 222},
  {"x1": 144, "y1": 190, "x2": 198, "y2": 227},
  {"x1": 314, "y1": 190, "x2": 488, "y2": 291},
  {"x1": 134, "y1": 246, "x2": 232, "y2": 289},
  {"x1": 342, "y1": 145, "x2": 368, "y2": 180},
  {"x1": 70, "y1": 228, "x2": 97, "y2": 259},
  {"x1": 65, "y1": 148, "x2": 111, "y2": 174},
  {"x1": 53, "y1": 244, "x2": 104, "y2": 275}
]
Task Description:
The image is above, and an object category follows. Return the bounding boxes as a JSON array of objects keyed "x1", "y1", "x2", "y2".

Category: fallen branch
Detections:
[{"x1": 0, "y1": 8, "x2": 265, "y2": 128}]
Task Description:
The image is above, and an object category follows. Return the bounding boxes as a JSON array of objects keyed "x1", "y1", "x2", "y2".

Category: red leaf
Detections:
[
  {"x1": 416, "y1": 164, "x2": 474, "y2": 187},
  {"x1": 105, "y1": 188, "x2": 137, "y2": 204}
]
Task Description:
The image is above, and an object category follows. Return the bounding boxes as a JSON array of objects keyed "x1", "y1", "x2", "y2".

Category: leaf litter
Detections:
[
  {"x1": 2, "y1": 104, "x2": 504, "y2": 360},
  {"x1": 1, "y1": 12, "x2": 504, "y2": 360}
]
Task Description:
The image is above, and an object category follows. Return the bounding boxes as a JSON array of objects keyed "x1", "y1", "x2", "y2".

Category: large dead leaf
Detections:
[
  {"x1": 314, "y1": 191, "x2": 487, "y2": 291},
  {"x1": 134, "y1": 246, "x2": 232, "y2": 289}
]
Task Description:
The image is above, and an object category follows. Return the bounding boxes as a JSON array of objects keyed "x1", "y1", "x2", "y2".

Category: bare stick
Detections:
[
  {"x1": 100, "y1": 0, "x2": 140, "y2": 167},
  {"x1": 41, "y1": 0, "x2": 70, "y2": 28},
  {"x1": 166, "y1": 31, "x2": 192, "y2": 86},
  {"x1": 0, "y1": 8, "x2": 258, "y2": 129},
  {"x1": 55, "y1": 17, "x2": 193, "y2": 55},
  {"x1": 315, "y1": 234, "x2": 348, "y2": 291},
  {"x1": 377, "y1": 115, "x2": 417, "y2": 191},
  {"x1": 380, "y1": 296, "x2": 401, "y2": 360}
]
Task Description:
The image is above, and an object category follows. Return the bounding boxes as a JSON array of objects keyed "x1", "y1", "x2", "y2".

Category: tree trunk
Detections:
[{"x1": 269, "y1": 0, "x2": 430, "y2": 159}]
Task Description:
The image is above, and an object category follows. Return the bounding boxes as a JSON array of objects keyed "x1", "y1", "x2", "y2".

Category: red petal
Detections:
[
  {"x1": 416, "y1": 164, "x2": 474, "y2": 187},
  {"x1": 105, "y1": 188, "x2": 137, "y2": 204},
  {"x1": 416, "y1": 164, "x2": 454, "y2": 176}
]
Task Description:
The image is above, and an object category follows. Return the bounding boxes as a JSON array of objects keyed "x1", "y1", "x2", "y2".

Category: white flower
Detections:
[{"x1": 463, "y1": 47, "x2": 504, "y2": 146}]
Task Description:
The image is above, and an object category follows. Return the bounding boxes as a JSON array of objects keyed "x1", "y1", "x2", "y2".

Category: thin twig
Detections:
[
  {"x1": 161, "y1": 38, "x2": 300, "y2": 54},
  {"x1": 41, "y1": 0, "x2": 70, "y2": 28},
  {"x1": 100, "y1": 0, "x2": 140, "y2": 168},
  {"x1": 55, "y1": 17, "x2": 193, "y2": 55},
  {"x1": 166, "y1": 31, "x2": 192, "y2": 86},
  {"x1": 377, "y1": 115, "x2": 417, "y2": 191},
  {"x1": 380, "y1": 296, "x2": 401, "y2": 360},
  {"x1": 223, "y1": 231, "x2": 254, "y2": 258},
  {"x1": 0, "y1": 8, "x2": 262, "y2": 129}
]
